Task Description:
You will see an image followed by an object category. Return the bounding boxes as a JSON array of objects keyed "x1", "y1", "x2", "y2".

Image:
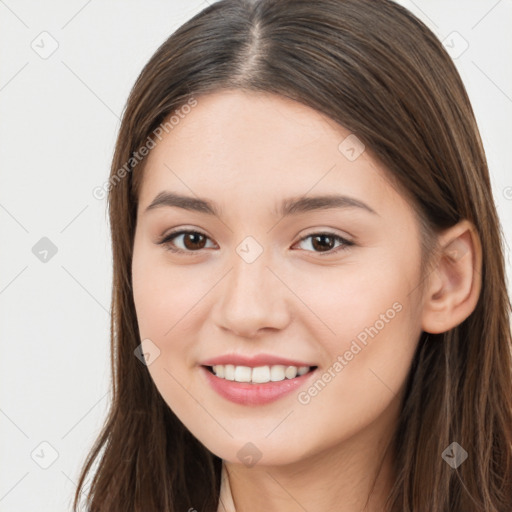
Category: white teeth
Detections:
[
  {"x1": 210, "y1": 364, "x2": 313, "y2": 383},
  {"x1": 234, "y1": 366, "x2": 252, "y2": 382},
  {"x1": 252, "y1": 366, "x2": 271, "y2": 383},
  {"x1": 285, "y1": 366, "x2": 297, "y2": 379},
  {"x1": 270, "y1": 365, "x2": 286, "y2": 381},
  {"x1": 224, "y1": 364, "x2": 235, "y2": 381}
]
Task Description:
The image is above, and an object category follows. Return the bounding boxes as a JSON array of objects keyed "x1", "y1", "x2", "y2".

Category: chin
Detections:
[{"x1": 197, "y1": 433, "x2": 316, "y2": 469}]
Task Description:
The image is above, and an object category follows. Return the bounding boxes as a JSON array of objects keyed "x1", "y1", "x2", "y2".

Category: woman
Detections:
[{"x1": 73, "y1": 0, "x2": 512, "y2": 510}]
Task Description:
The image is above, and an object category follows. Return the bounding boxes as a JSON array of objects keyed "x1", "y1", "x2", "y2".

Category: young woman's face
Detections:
[{"x1": 132, "y1": 90, "x2": 426, "y2": 467}]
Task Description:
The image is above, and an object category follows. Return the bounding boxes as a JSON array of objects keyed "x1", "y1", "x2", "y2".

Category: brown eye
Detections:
[
  {"x1": 311, "y1": 234, "x2": 336, "y2": 252},
  {"x1": 158, "y1": 230, "x2": 215, "y2": 253},
  {"x1": 295, "y1": 232, "x2": 354, "y2": 255},
  {"x1": 180, "y1": 232, "x2": 207, "y2": 250}
]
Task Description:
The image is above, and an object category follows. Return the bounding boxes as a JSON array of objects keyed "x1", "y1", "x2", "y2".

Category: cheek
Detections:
[
  {"x1": 293, "y1": 256, "x2": 420, "y2": 420},
  {"x1": 131, "y1": 250, "x2": 208, "y2": 413},
  {"x1": 132, "y1": 249, "x2": 219, "y2": 375},
  {"x1": 297, "y1": 308, "x2": 418, "y2": 449},
  {"x1": 133, "y1": 245, "x2": 195, "y2": 337},
  {"x1": 296, "y1": 252, "x2": 414, "y2": 345},
  {"x1": 289, "y1": 302, "x2": 419, "y2": 462}
]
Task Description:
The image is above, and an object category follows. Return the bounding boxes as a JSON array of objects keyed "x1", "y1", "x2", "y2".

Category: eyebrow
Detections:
[{"x1": 144, "y1": 191, "x2": 378, "y2": 217}]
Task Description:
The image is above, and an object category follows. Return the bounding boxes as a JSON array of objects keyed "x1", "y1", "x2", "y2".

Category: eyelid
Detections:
[{"x1": 297, "y1": 227, "x2": 354, "y2": 243}]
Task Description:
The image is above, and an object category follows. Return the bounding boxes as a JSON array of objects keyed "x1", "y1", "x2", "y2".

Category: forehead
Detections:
[{"x1": 137, "y1": 90, "x2": 408, "y2": 218}]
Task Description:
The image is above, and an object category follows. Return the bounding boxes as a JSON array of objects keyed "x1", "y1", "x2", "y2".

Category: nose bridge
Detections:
[{"x1": 214, "y1": 239, "x2": 289, "y2": 336}]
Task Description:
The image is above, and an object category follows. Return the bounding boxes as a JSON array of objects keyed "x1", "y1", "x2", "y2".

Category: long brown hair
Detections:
[{"x1": 73, "y1": 0, "x2": 512, "y2": 510}]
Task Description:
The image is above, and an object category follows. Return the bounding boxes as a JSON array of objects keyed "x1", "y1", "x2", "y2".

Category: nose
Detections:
[{"x1": 212, "y1": 250, "x2": 291, "y2": 338}]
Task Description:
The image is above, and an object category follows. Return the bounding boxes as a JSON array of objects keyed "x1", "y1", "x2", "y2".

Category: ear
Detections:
[{"x1": 421, "y1": 220, "x2": 482, "y2": 334}]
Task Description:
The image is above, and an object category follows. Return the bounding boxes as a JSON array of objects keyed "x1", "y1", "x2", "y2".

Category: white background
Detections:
[{"x1": 1, "y1": 1, "x2": 511, "y2": 510}]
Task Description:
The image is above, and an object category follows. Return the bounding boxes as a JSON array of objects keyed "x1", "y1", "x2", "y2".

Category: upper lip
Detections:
[{"x1": 200, "y1": 353, "x2": 317, "y2": 368}]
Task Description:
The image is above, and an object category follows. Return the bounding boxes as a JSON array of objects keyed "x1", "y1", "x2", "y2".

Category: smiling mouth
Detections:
[{"x1": 203, "y1": 364, "x2": 318, "y2": 384}]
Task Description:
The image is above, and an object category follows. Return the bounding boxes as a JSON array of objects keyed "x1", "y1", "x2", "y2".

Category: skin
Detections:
[{"x1": 131, "y1": 89, "x2": 481, "y2": 511}]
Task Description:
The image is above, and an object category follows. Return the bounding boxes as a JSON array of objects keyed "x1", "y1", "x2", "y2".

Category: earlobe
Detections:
[{"x1": 421, "y1": 220, "x2": 482, "y2": 334}]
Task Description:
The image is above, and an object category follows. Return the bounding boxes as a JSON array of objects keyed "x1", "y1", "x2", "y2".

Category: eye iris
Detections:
[
  {"x1": 311, "y1": 234, "x2": 335, "y2": 252},
  {"x1": 183, "y1": 232, "x2": 207, "y2": 250}
]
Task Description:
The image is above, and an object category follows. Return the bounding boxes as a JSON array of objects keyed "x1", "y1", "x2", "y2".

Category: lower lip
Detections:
[{"x1": 199, "y1": 366, "x2": 317, "y2": 406}]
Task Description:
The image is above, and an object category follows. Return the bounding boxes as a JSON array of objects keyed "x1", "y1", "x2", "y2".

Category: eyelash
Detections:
[{"x1": 157, "y1": 229, "x2": 354, "y2": 256}]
